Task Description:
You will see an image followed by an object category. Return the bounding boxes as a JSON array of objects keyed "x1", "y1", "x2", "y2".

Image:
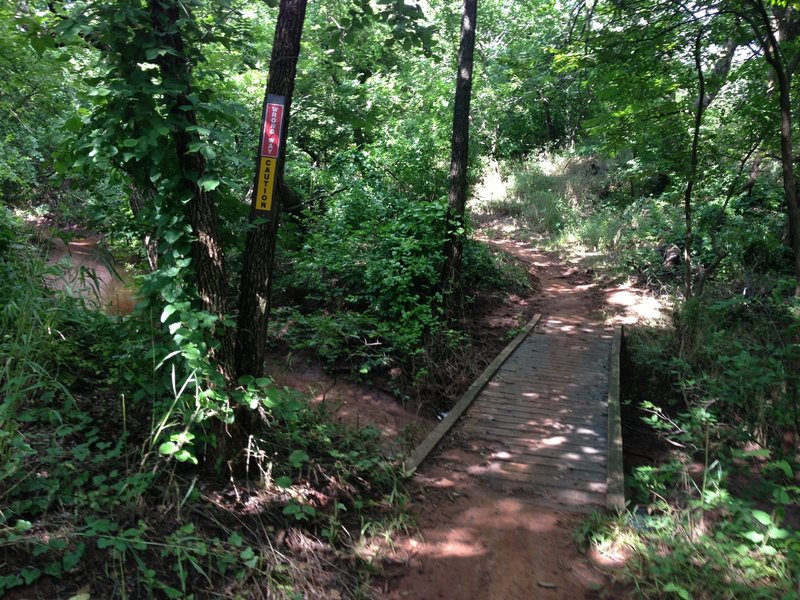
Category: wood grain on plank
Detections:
[{"x1": 403, "y1": 314, "x2": 542, "y2": 473}]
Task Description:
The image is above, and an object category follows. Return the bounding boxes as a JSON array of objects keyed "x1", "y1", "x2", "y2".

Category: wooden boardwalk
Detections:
[{"x1": 407, "y1": 314, "x2": 622, "y2": 514}]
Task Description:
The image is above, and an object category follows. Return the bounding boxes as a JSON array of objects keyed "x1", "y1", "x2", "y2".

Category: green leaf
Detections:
[
  {"x1": 768, "y1": 526, "x2": 790, "y2": 540},
  {"x1": 175, "y1": 449, "x2": 197, "y2": 464},
  {"x1": 64, "y1": 115, "x2": 83, "y2": 132},
  {"x1": 742, "y1": 531, "x2": 765, "y2": 544},
  {"x1": 161, "y1": 585, "x2": 183, "y2": 599},
  {"x1": 144, "y1": 47, "x2": 170, "y2": 60},
  {"x1": 160, "y1": 304, "x2": 178, "y2": 323},
  {"x1": 228, "y1": 532, "x2": 243, "y2": 547},
  {"x1": 663, "y1": 582, "x2": 692, "y2": 600},
  {"x1": 275, "y1": 476, "x2": 292, "y2": 488},
  {"x1": 751, "y1": 510, "x2": 772, "y2": 526},
  {"x1": 197, "y1": 176, "x2": 220, "y2": 192},
  {"x1": 164, "y1": 229, "x2": 183, "y2": 244},
  {"x1": 14, "y1": 519, "x2": 33, "y2": 532},
  {"x1": 159, "y1": 441, "x2": 177, "y2": 455},
  {"x1": 175, "y1": 449, "x2": 199, "y2": 467},
  {"x1": 773, "y1": 487, "x2": 791, "y2": 505},
  {"x1": 768, "y1": 460, "x2": 793, "y2": 478},
  {"x1": 20, "y1": 567, "x2": 41, "y2": 585},
  {"x1": 96, "y1": 537, "x2": 116, "y2": 550},
  {"x1": 289, "y1": 450, "x2": 309, "y2": 467},
  {"x1": 63, "y1": 543, "x2": 85, "y2": 571}
]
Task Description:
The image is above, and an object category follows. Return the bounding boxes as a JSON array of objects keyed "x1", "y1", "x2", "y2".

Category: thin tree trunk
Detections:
[
  {"x1": 771, "y1": 66, "x2": 800, "y2": 295},
  {"x1": 441, "y1": 0, "x2": 478, "y2": 308},
  {"x1": 749, "y1": 0, "x2": 800, "y2": 295},
  {"x1": 683, "y1": 32, "x2": 706, "y2": 300},
  {"x1": 775, "y1": 71, "x2": 800, "y2": 295},
  {"x1": 235, "y1": 0, "x2": 308, "y2": 379},
  {"x1": 128, "y1": 185, "x2": 159, "y2": 272}
]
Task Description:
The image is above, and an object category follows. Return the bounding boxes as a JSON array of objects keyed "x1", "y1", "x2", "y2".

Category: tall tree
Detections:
[
  {"x1": 682, "y1": 30, "x2": 706, "y2": 300},
  {"x1": 441, "y1": 0, "x2": 478, "y2": 306},
  {"x1": 737, "y1": 0, "x2": 800, "y2": 296},
  {"x1": 148, "y1": 0, "x2": 236, "y2": 381},
  {"x1": 235, "y1": 0, "x2": 308, "y2": 380}
]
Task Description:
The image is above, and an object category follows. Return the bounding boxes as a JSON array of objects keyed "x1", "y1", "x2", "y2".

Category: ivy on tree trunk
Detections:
[{"x1": 149, "y1": 0, "x2": 235, "y2": 382}]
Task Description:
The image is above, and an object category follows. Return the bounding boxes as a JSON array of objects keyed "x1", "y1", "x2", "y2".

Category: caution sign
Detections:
[
  {"x1": 254, "y1": 156, "x2": 277, "y2": 212},
  {"x1": 251, "y1": 94, "x2": 286, "y2": 214}
]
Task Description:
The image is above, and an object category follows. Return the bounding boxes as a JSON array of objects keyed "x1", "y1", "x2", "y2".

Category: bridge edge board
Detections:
[
  {"x1": 606, "y1": 325, "x2": 625, "y2": 512},
  {"x1": 403, "y1": 313, "x2": 543, "y2": 474}
]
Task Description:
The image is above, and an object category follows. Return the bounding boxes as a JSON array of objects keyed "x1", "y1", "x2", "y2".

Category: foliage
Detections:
[
  {"x1": 579, "y1": 489, "x2": 800, "y2": 599},
  {"x1": 585, "y1": 278, "x2": 800, "y2": 599},
  {"x1": 0, "y1": 221, "x2": 407, "y2": 597},
  {"x1": 5, "y1": 0, "x2": 800, "y2": 595}
]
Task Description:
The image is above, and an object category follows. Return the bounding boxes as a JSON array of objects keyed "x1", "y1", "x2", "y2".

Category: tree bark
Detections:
[
  {"x1": 150, "y1": 0, "x2": 235, "y2": 381},
  {"x1": 766, "y1": 29, "x2": 800, "y2": 295},
  {"x1": 745, "y1": 0, "x2": 800, "y2": 295},
  {"x1": 683, "y1": 32, "x2": 706, "y2": 300},
  {"x1": 235, "y1": 0, "x2": 308, "y2": 379},
  {"x1": 441, "y1": 0, "x2": 478, "y2": 308}
]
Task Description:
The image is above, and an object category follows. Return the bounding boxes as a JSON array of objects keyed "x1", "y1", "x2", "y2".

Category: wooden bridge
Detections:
[{"x1": 406, "y1": 314, "x2": 623, "y2": 514}]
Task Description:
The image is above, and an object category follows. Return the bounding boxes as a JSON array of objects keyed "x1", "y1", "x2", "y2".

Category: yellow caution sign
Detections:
[{"x1": 254, "y1": 156, "x2": 277, "y2": 212}]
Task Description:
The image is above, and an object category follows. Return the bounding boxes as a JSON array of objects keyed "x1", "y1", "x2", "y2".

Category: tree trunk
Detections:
[
  {"x1": 441, "y1": 0, "x2": 478, "y2": 308},
  {"x1": 128, "y1": 185, "x2": 159, "y2": 272},
  {"x1": 776, "y1": 70, "x2": 800, "y2": 295},
  {"x1": 767, "y1": 64, "x2": 800, "y2": 295},
  {"x1": 683, "y1": 32, "x2": 706, "y2": 300},
  {"x1": 235, "y1": 0, "x2": 308, "y2": 379},
  {"x1": 543, "y1": 96, "x2": 558, "y2": 145},
  {"x1": 749, "y1": 0, "x2": 800, "y2": 295},
  {"x1": 149, "y1": 0, "x2": 235, "y2": 381}
]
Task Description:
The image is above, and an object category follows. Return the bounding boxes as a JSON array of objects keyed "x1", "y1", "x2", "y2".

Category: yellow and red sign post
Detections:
[{"x1": 252, "y1": 94, "x2": 285, "y2": 216}]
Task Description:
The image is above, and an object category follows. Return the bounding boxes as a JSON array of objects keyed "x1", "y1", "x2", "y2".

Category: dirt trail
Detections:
[{"x1": 385, "y1": 238, "x2": 621, "y2": 600}]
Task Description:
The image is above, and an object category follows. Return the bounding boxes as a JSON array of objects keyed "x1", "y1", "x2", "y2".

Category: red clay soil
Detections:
[
  {"x1": 269, "y1": 234, "x2": 657, "y2": 599},
  {"x1": 382, "y1": 239, "x2": 621, "y2": 600}
]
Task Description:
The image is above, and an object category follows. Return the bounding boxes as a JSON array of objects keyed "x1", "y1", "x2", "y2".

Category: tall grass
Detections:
[{"x1": 0, "y1": 212, "x2": 74, "y2": 492}]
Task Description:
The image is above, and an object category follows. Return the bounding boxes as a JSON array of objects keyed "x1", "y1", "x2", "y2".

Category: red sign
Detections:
[{"x1": 260, "y1": 102, "x2": 284, "y2": 158}]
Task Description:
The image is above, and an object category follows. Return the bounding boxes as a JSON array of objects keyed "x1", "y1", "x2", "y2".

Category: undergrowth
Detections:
[
  {"x1": 487, "y1": 153, "x2": 800, "y2": 599},
  {"x1": 0, "y1": 209, "x2": 411, "y2": 599},
  {"x1": 271, "y1": 193, "x2": 532, "y2": 413},
  {"x1": 601, "y1": 292, "x2": 800, "y2": 600}
]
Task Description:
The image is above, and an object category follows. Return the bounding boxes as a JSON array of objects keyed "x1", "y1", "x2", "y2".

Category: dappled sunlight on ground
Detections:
[
  {"x1": 603, "y1": 283, "x2": 670, "y2": 326},
  {"x1": 387, "y1": 239, "x2": 636, "y2": 599},
  {"x1": 387, "y1": 475, "x2": 608, "y2": 599}
]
